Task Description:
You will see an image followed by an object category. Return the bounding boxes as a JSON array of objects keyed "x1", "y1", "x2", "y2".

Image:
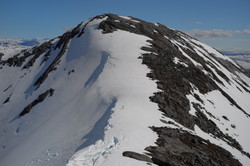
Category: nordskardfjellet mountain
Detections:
[{"x1": 0, "y1": 14, "x2": 250, "y2": 166}]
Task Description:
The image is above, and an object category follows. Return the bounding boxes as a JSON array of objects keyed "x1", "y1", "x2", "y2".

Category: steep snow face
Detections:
[
  {"x1": 1, "y1": 14, "x2": 250, "y2": 166},
  {"x1": 65, "y1": 23, "x2": 165, "y2": 166},
  {"x1": 0, "y1": 16, "x2": 163, "y2": 166}
]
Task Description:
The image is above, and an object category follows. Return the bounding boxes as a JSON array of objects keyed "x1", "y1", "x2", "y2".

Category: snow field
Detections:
[
  {"x1": 0, "y1": 17, "x2": 164, "y2": 166},
  {"x1": 67, "y1": 22, "x2": 164, "y2": 166}
]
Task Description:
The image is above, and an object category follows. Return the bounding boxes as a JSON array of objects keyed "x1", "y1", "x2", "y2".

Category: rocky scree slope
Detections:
[{"x1": 0, "y1": 14, "x2": 250, "y2": 166}]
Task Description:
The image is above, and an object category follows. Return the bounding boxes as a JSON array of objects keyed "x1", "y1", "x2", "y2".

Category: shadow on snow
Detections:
[
  {"x1": 75, "y1": 97, "x2": 117, "y2": 152},
  {"x1": 84, "y1": 51, "x2": 110, "y2": 88}
]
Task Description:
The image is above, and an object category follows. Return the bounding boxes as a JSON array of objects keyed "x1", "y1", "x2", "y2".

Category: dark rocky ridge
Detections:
[
  {"x1": 146, "y1": 127, "x2": 242, "y2": 166},
  {"x1": 246, "y1": 69, "x2": 250, "y2": 77},
  {"x1": 0, "y1": 53, "x2": 4, "y2": 61},
  {"x1": 97, "y1": 14, "x2": 250, "y2": 165},
  {"x1": 19, "y1": 88, "x2": 54, "y2": 117}
]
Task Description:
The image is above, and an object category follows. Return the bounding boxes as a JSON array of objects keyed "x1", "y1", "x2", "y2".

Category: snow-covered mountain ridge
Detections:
[
  {"x1": 227, "y1": 55, "x2": 250, "y2": 75},
  {"x1": 0, "y1": 38, "x2": 48, "y2": 62},
  {"x1": 0, "y1": 14, "x2": 250, "y2": 166},
  {"x1": 219, "y1": 49, "x2": 250, "y2": 75}
]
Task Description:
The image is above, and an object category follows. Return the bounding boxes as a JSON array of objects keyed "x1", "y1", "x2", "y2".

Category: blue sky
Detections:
[{"x1": 1, "y1": 0, "x2": 250, "y2": 49}]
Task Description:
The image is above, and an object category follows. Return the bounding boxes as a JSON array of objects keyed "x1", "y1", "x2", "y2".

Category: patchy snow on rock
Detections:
[
  {"x1": 119, "y1": 16, "x2": 131, "y2": 20},
  {"x1": 130, "y1": 25, "x2": 136, "y2": 28},
  {"x1": 154, "y1": 23, "x2": 159, "y2": 27},
  {"x1": 194, "y1": 125, "x2": 250, "y2": 166},
  {"x1": 131, "y1": 19, "x2": 140, "y2": 23},
  {"x1": 173, "y1": 57, "x2": 188, "y2": 67},
  {"x1": 187, "y1": 84, "x2": 250, "y2": 165},
  {"x1": 170, "y1": 39, "x2": 201, "y2": 67},
  {"x1": 189, "y1": 38, "x2": 240, "y2": 67}
]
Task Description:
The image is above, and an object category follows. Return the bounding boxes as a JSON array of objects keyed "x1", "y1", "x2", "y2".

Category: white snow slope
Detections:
[
  {"x1": 0, "y1": 16, "x2": 163, "y2": 166},
  {"x1": 0, "y1": 15, "x2": 250, "y2": 166}
]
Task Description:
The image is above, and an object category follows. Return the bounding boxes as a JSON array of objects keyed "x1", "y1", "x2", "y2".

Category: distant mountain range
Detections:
[
  {"x1": 219, "y1": 49, "x2": 250, "y2": 56},
  {"x1": 0, "y1": 38, "x2": 48, "y2": 47},
  {"x1": 0, "y1": 38, "x2": 48, "y2": 61},
  {"x1": 217, "y1": 49, "x2": 250, "y2": 74}
]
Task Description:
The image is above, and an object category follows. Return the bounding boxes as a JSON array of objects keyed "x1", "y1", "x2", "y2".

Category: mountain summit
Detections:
[{"x1": 0, "y1": 14, "x2": 250, "y2": 166}]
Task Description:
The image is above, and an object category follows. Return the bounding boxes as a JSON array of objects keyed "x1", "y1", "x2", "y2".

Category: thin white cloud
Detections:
[
  {"x1": 204, "y1": 38, "x2": 250, "y2": 42},
  {"x1": 194, "y1": 21, "x2": 202, "y2": 25},
  {"x1": 187, "y1": 29, "x2": 250, "y2": 38},
  {"x1": 195, "y1": 37, "x2": 250, "y2": 50},
  {"x1": 242, "y1": 29, "x2": 250, "y2": 35}
]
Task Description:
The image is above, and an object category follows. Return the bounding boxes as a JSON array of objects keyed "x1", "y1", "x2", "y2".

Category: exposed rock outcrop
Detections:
[{"x1": 19, "y1": 88, "x2": 54, "y2": 117}]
